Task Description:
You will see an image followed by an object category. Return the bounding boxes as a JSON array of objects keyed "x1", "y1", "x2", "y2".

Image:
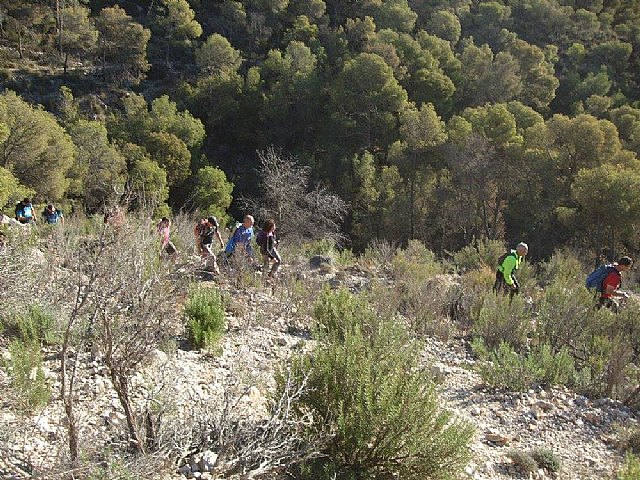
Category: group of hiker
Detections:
[
  {"x1": 158, "y1": 213, "x2": 282, "y2": 279},
  {"x1": 495, "y1": 241, "x2": 633, "y2": 310},
  {"x1": 12, "y1": 198, "x2": 64, "y2": 225}
]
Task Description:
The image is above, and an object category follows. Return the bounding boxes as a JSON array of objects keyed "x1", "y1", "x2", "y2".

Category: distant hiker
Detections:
[
  {"x1": 587, "y1": 256, "x2": 633, "y2": 310},
  {"x1": 494, "y1": 242, "x2": 528, "y2": 299},
  {"x1": 104, "y1": 205, "x2": 125, "y2": 230},
  {"x1": 256, "y1": 218, "x2": 281, "y2": 279},
  {"x1": 15, "y1": 198, "x2": 36, "y2": 224},
  {"x1": 42, "y1": 204, "x2": 64, "y2": 224},
  {"x1": 194, "y1": 218, "x2": 207, "y2": 255},
  {"x1": 157, "y1": 217, "x2": 177, "y2": 259},
  {"x1": 197, "y1": 216, "x2": 224, "y2": 274},
  {"x1": 225, "y1": 214, "x2": 254, "y2": 259}
]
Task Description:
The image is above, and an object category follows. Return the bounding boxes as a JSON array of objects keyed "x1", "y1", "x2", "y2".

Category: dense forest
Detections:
[{"x1": 2, "y1": 0, "x2": 640, "y2": 259}]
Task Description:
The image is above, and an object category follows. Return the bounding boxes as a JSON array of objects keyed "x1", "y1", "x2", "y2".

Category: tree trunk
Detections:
[
  {"x1": 18, "y1": 31, "x2": 23, "y2": 59},
  {"x1": 109, "y1": 368, "x2": 146, "y2": 453}
]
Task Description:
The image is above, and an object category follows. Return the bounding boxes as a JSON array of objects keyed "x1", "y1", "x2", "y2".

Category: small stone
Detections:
[
  {"x1": 537, "y1": 400, "x2": 555, "y2": 411},
  {"x1": 485, "y1": 432, "x2": 509, "y2": 446},
  {"x1": 471, "y1": 407, "x2": 482, "y2": 416}
]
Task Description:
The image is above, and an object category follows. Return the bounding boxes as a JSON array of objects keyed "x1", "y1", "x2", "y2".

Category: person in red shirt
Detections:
[{"x1": 599, "y1": 256, "x2": 633, "y2": 309}]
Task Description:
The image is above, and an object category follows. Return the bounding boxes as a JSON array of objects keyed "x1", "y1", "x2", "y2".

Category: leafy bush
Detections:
[
  {"x1": 627, "y1": 429, "x2": 640, "y2": 455},
  {"x1": 391, "y1": 240, "x2": 442, "y2": 282},
  {"x1": 617, "y1": 453, "x2": 640, "y2": 480},
  {"x1": 473, "y1": 339, "x2": 577, "y2": 391},
  {"x1": 534, "y1": 281, "x2": 600, "y2": 352},
  {"x1": 531, "y1": 447, "x2": 561, "y2": 473},
  {"x1": 472, "y1": 339, "x2": 538, "y2": 391},
  {"x1": 6, "y1": 339, "x2": 51, "y2": 411},
  {"x1": 15, "y1": 305, "x2": 59, "y2": 345},
  {"x1": 184, "y1": 288, "x2": 226, "y2": 350},
  {"x1": 507, "y1": 449, "x2": 538, "y2": 474},
  {"x1": 539, "y1": 249, "x2": 586, "y2": 286},
  {"x1": 471, "y1": 292, "x2": 532, "y2": 350},
  {"x1": 452, "y1": 238, "x2": 505, "y2": 272},
  {"x1": 286, "y1": 289, "x2": 473, "y2": 480}
]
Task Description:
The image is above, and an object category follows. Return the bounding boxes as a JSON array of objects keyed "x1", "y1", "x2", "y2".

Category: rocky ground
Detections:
[{"x1": 0, "y1": 261, "x2": 635, "y2": 479}]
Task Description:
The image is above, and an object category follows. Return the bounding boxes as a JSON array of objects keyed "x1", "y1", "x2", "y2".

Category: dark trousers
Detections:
[{"x1": 493, "y1": 271, "x2": 519, "y2": 299}]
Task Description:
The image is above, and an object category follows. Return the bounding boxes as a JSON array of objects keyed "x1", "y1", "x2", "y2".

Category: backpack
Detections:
[
  {"x1": 256, "y1": 230, "x2": 268, "y2": 253},
  {"x1": 585, "y1": 264, "x2": 618, "y2": 292},
  {"x1": 497, "y1": 251, "x2": 516, "y2": 268}
]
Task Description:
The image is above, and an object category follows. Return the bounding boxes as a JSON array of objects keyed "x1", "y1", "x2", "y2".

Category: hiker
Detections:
[
  {"x1": 197, "y1": 216, "x2": 224, "y2": 273},
  {"x1": 42, "y1": 204, "x2": 64, "y2": 224},
  {"x1": 494, "y1": 242, "x2": 528, "y2": 299},
  {"x1": 157, "y1": 217, "x2": 177, "y2": 259},
  {"x1": 104, "y1": 205, "x2": 125, "y2": 230},
  {"x1": 587, "y1": 256, "x2": 633, "y2": 310},
  {"x1": 225, "y1": 214, "x2": 254, "y2": 259},
  {"x1": 15, "y1": 198, "x2": 36, "y2": 224},
  {"x1": 257, "y1": 219, "x2": 281, "y2": 279}
]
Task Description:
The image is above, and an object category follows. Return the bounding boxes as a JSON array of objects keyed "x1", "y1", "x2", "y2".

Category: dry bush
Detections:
[{"x1": 240, "y1": 147, "x2": 347, "y2": 246}]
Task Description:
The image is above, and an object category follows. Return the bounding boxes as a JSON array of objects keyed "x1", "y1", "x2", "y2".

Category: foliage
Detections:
[
  {"x1": 507, "y1": 449, "x2": 538, "y2": 474},
  {"x1": 191, "y1": 166, "x2": 234, "y2": 219},
  {"x1": 0, "y1": 166, "x2": 32, "y2": 210},
  {"x1": 5, "y1": 339, "x2": 51, "y2": 411},
  {"x1": 0, "y1": 90, "x2": 76, "y2": 202},
  {"x1": 617, "y1": 453, "x2": 640, "y2": 480},
  {"x1": 452, "y1": 238, "x2": 506, "y2": 272},
  {"x1": 531, "y1": 448, "x2": 562, "y2": 473},
  {"x1": 472, "y1": 338, "x2": 577, "y2": 392},
  {"x1": 4, "y1": 0, "x2": 640, "y2": 262},
  {"x1": 14, "y1": 305, "x2": 59, "y2": 346},
  {"x1": 185, "y1": 288, "x2": 226, "y2": 350},
  {"x1": 470, "y1": 292, "x2": 531, "y2": 350},
  {"x1": 286, "y1": 288, "x2": 472, "y2": 479}
]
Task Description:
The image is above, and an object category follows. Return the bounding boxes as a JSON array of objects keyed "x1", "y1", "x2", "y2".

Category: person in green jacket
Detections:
[{"x1": 493, "y1": 242, "x2": 528, "y2": 299}]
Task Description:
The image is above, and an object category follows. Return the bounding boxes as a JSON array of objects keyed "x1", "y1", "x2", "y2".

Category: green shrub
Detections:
[
  {"x1": 534, "y1": 280, "x2": 600, "y2": 352},
  {"x1": 531, "y1": 448, "x2": 561, "y2": 472},
  {"x1": 529, "y1": 344, "x2": 576, "y2": 386},
  {"x1": 452, "y1": 238, "x2": 505, "y2": 272},
  {"x1": 507, "y1": 449, "x2": 538, "y2": 474},
  {"x1": 15, "y1": 305, "x2": 58, "y2": 345},
  {"x1": 391, "y1": 240, "x2": 443, "y2": 282},
  {"x1": 471, "y1": 291, "x2": 532, "y2": 350},
  {"x1": 285, "y1": 290, "x2": 473, "y2": 480},
  {"x1": 627, "y1": 429, "x2": 640, "y2": 455},
  {"x1": 472, "y1": 339, "x2": 538, "y2": 391},
  {"x1": 6, "y1": 339, "x2": 51, "y2": 411},
  {"x1": 473, "y1": 339, "x2": 577, "y2": 391},
  {"x1": 618, "y1": 453, "x2": 640, "y2": 480},
  {"x1": 539, "y1": 249, "x2": 586, "y2": 286},
  {"x1": 184, "y1": 288, "x2": 226, "y2": 350}
]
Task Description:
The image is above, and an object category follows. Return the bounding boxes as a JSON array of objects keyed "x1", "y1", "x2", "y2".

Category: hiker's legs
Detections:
[
  {"x1": 493, "y1": 271, "x2": 506, "y2": 294},
  {"x1": 202, "y1": 243, "x2": 220, "y2": 274},
  {"x1": 268, "y1": 250, "x2": 282, "y2": 277}
]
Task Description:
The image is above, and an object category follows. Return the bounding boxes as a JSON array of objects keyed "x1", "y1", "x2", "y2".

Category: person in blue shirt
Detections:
[
  {"x1": 42, "y1": 204, "x2": 64, "y2": 225},
  {"x1": 15, "y1": 198, "x2": 36, "y2": 224},
  {"x1": 225, "y1": 214, "x2": 255, "y2": 259}
]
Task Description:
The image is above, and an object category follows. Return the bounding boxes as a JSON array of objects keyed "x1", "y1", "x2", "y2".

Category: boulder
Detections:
[{"x1": 309, "y1": 255, "x2": 332, "y2": 269}]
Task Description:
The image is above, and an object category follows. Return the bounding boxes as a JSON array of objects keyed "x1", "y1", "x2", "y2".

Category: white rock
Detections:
[{"x1": 198, "y1": 451, "x2": 218, "y2": 473}]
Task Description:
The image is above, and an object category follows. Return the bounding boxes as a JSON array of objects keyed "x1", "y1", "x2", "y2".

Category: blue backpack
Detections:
[{"x1": 585, "y1": 264, "x2": 617, "y2": 291}]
